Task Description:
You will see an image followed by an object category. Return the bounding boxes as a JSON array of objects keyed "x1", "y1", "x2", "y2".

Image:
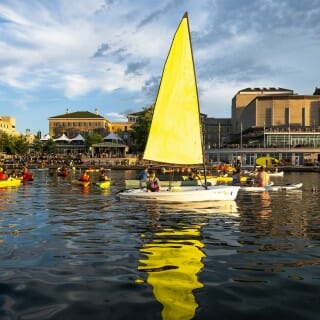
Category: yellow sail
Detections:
[
  {"x1": 143, "y1": 13, "x2": 203, "y2": 165},
  {"x1": 138, "y1": 226, "x2": 205, "y2": 320}
]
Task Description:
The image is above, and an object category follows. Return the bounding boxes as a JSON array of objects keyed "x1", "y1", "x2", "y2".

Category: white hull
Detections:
[
  {"x1": 247, "y1": 170, "x2": 284, "y2": 177},
  {"x1": 117, "y1": 185, "x2": 240, "y2": 203},
  {"x1": 125, "y1": 177, "x2": 217, "y2": 189},
  {"x1": 240, "y1": 182, "x2": 302, "y2": 192},
  {"x1": 268, "y1": 171, "x2": 284, "y2": 177}
]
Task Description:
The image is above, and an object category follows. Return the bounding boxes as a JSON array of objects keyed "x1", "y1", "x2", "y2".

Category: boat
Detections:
[
  {"x1": 72, "y1": 179, "x2": 90, "y2": 187},
  {"x1": 240, "y1": 182, "x2": 303, "y2": 192},
  {"x1": 256, "y1": 156, "x2": 279, "y2": 168},
  {"x1": 57, "y1": 169, "x2": 70, "y2": 177},
  {"x1": 246, "y1": 169, "x2": 284, "y2": 178},
  {"x1": 96, "y1": 180, "x2": 111, "y2": 189},
  {"x1": 22, "y1": 172, "x2": 34, "y2": 181},
  {"x1": 125, "y1": 177, "x2": 217, "y2": 189},
  {"x1": 268, "y1": 170, "x2": 284, "y2": 177},
  {"x1": 0, "y1": 178, "x2": 22, "y2": 188},
  {"x1": 117, "y1": 13, "x2": 239, "y2": 202},
  {"x1": 215, "y1": 175, "x2": 248, "y2": 184}
]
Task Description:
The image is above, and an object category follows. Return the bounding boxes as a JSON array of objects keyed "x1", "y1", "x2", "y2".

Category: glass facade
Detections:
[{"x1": 266, "y1": 132, "x2": 320, "y2": 148}]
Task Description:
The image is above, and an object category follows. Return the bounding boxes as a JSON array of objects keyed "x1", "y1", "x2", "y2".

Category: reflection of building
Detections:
[{"x1": 48, "y1": 110, "x2": 112, "y2": 138}]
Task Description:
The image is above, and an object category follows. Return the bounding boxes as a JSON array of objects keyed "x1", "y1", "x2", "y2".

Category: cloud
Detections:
[
  {"x1": 1, "y1": 0, "x2": 320, "y2": 135},
  {"x1": 105, "y1": 112, "x2": 127, "y2": 122}
]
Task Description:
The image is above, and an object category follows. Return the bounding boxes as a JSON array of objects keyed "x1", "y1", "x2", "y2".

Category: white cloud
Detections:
[{"x1": 105, "y1": 112, "x2": 127, "y2": 122}]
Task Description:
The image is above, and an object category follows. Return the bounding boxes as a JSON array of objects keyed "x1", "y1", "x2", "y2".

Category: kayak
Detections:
[
  {"x1": 72, "y1": 180, "x2": 90, "y2": 187},
  {"x1": 0, "y1": 178, "x2": 22, "y2": 188},
  {"x1": 22, "y1": 172, "x2": 34, "y2": 181},
  {"x1": 216, "y1": 176, "x2": 248, "y2": 183},
  {"x1": 96, "y1": 180, "x2": 111, "y2": 189},
  {"x1": 240, "y1": 182, "x2": 303, "y2": 192}
]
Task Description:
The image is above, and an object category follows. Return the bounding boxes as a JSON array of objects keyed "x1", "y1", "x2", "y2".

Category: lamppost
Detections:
[
  {"x1": 314, "y1": 120, "x2": 316, "y2": 148},
  {"x1": 240, "y1": 122, "x2": 243, "y2": 149},
  {"x1": 218, "y1": 122, "x2": 221, "y2": 149},
  {"x1": 263, "y1": 122, "x2": 266, "y2": 148}
]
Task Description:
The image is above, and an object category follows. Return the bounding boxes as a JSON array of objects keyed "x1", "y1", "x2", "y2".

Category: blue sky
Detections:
[{"x1": 1, "y1": 0, "x2": 320, "y2": 136}]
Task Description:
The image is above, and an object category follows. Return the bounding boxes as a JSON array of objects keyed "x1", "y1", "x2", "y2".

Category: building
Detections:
[
  {"x1": 207, "y1": 87, "x2": 320, "y2": 166},
  {"x1": 48, "y1": 109, "x2": 111, "y2": 138},
  {"x1": 0, "y1": 116, "x2": 16, "y2": 135},
  {"x1": 232, "y1": 87, "x2": 294, "y2": 134},
  {"x1": 204, "y1": 117, "x2": 232, "y2": 149}
]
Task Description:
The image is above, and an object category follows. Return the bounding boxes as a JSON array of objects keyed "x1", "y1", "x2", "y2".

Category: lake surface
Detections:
[{"x1": 0, "y1": 170, "x2": 319, "y2": 319}]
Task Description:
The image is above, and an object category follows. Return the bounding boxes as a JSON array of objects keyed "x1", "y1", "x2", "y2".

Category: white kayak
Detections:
[
  {"x1": 268, "y1": 170, "x2": 284, "y2": 177},
  {"x1": 240, "y1": 182, "x2": 303, "y2": 192},
  {"x1": 117, "y1": 185, "x2": 240, "y2": 203}
]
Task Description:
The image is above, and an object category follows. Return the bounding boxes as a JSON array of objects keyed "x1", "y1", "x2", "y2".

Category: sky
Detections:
[{"x1": 1, "y1": 0, "x2": 320, "y2": 136}]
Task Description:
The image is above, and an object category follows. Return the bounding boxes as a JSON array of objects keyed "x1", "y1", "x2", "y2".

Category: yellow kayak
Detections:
[
  {"x1": 0, "y1": 178, "x2": 22, "y2": 188},
  {"x1": 216, "y1": 176, "x2": 248, "y2": 183},
  {"x1": 96, "y1": 180, "x2": 111, "y2": 189}
]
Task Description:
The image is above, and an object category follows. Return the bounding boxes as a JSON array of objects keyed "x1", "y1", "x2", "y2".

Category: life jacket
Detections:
[
  {"x1": 80, "y1": 174, "x2": 89, "y2": 182},
  {"x1": 0, "y1": 172, "x2": 7, "y2": 180},
  {"x1": 148, "y1": 180, "x2": 159, "y2": 192}
]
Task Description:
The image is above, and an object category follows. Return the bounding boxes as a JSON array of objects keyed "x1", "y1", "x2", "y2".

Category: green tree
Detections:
[
  {"x1": 85, "y1": 132, "x2": 103, "y2": 149},
  {"x1": 131, "y1": 106, "x2": 153, "y2": 152},
  {"x1": 33, "y1": 137, "x2": 43, "y2": 153},
  {"x1": 13, "y1": 135, "x2": 29, "y2": 154},
  {"x1": 43, "y1": 139, "x2": 56, "y2": 153},
  {"x1": 0, "y1": 132, "x2": 29, "y2": 155}
]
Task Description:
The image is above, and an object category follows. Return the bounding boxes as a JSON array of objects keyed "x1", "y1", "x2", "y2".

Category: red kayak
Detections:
[{"x1": 22, "y1": 172, "x2": 34, "y2": 181}]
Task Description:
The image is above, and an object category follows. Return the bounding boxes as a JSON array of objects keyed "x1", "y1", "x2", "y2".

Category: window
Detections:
[
  {"x1": 265, "y1": 108, "x2": 272, "y2": 127},
  {"x1": 285, "y1": 108, "x2": 290, "y2": 126},
  {"x1": 302, "y1": 107, "x2": 305, "y2": 127}
]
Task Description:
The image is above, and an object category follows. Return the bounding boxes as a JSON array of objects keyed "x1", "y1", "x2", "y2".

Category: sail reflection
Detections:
[{"x1": 138, "y1": 225, "x2": 205, "y2": 320}]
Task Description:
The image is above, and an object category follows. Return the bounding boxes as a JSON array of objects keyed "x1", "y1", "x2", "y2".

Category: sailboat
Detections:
[{"x1": 118, "y1": 12, "x2": 240, "y2": 202}]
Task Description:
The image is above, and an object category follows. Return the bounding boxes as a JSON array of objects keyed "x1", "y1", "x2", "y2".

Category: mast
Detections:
[{"x1": 185, "y1": 12, "x2": 208, "y2": 188}]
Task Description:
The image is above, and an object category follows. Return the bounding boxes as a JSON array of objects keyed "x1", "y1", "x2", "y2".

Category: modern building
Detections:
[
  {"x1": 204, "y1": 117, "x2": 232, "y2": 149},
  {"x1": 207, "y1": 87, "x2": 320, "y2": 166}
]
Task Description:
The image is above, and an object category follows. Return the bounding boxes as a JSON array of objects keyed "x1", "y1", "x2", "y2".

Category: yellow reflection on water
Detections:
[{"x1": 138, "y1": 225, "x2": 205, "y2": 320}]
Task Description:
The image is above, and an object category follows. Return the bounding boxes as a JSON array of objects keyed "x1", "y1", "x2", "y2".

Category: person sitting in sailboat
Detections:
[{"x1": 146, "y1": 171, "x2": 160, "y2": 192}]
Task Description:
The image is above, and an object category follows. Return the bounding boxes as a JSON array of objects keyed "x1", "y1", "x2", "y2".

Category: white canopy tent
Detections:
[
  {"x1": 40, "y1": 134, "x2": 51, "y2": 141},
  {"x1": 103, "y1": 132, "x2": 123, "y2": 143},
  {"x1": 54, "y1": 133, "x2": 71, "y2": 143}
]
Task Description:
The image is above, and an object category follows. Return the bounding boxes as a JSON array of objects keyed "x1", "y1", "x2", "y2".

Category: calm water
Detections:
[{"x1": 0, "y1": 170, "x2": 320, "y2": 320}]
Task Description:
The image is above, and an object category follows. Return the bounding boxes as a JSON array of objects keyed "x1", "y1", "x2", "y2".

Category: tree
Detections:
[
  {"x1": 131, "y1": 106, "x2": 153, "y2": 152},
  {"x1": 0, "y1": 132, "x2": 29, "y2": 155},
  {"x1": 13, "y1": 135, "x2": 29, "y2": 154},
  {"x1": 33, "y1": 137, "x2": 43, "y2": 153},
  {"x1": 85, "y1": 132, "x2": 103, "y2": 149},
  {"x1": 43, "y1": 139, "x2": 56, "y2": 153}
]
